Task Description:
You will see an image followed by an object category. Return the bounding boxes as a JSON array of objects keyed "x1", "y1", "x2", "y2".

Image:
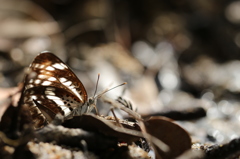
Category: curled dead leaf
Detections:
[{"x1": 145, "y1": 116, "x2": 191, "y2": 159}]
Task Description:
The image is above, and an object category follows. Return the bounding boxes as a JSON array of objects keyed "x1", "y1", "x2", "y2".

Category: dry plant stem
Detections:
[
  {"x1": 110, "y1": 108, "x2": 123, "y2": 128},
  {"x1": 101, "y1": 96, "x2": 169, "y2": 153}
]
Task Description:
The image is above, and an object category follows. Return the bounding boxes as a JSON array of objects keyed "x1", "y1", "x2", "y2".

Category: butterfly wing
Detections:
[{"x1": 22, "y1": 51, "x2": 88, "y2": 128}]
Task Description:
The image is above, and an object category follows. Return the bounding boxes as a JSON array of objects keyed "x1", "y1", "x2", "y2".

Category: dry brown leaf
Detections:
[
  {"x1": 63, "y1": 113, "x2": 143, "y2": 143},
  {"x1": 145, "y1": 116, "x2": 191, "y2": 159}
]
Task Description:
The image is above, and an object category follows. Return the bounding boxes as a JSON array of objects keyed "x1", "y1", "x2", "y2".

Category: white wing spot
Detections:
[
  {"x1": 34, "y1": 63, "x2": 40, "y2": 68},
  {"x1": 45, "y1": 90, "x2": 56, "y2": 96},
  {"x1": 42, "y1": 81, "x2": 52, "y2": 86},
  {"x1": 38, "y1": 74, "x2": 47, "y2": 79},
  {"x1": 46, "y1": 72, "x2": 51, "y2": 75},
  {"x1": 54, "y1": 100, "x2": 64, "y2": 105},
  {"x1": 59, "y1": 77, "x2": 67, "y2": 83},
  {"x1": 53, "y1": 63, "x2": 66, "y2": 70},
  {"x1": 31, "y1": 95, "x2": 37, "y2": 100},
  {"x1": 61, "y1": 63, "x2": 68, "y2": 69},
  {"x1": 48, "y1": 77, "x2": 57, "y2": 81},
  {"x1": 67, "y1": 88, "x2": 82, "y2": 101},
  {"x1": 46, "y1": 95, "x2": 61, "y2": 100},
  {"x1": 68, "y1": 85, "x2": 75, "y2": 89},
  {"x1": 46, "y1": 66, "x2": 55, "y2": 71},
  {"x1": 60, "y1": 105, "x2": 71, "y2": 116},
  {"x1": 40, "y1": 70, "x2": 46, "y2": 73},
  {"x1": 64, "y1": 81, "x2": 72, "y2": 86},
  {"x1": 37, "y1": 100, "x2": 42, "y2": 104},
  {"x1": 34, "y1": 79, "x2": 41, "y2": 84},
  {"x1": 39, "y1": 64, "x2": 45, "y2": 69}
]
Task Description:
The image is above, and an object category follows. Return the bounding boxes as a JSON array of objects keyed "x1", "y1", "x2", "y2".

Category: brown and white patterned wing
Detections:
[{"x1": 22, "y1": 51, "x2": 88, "y2": 128}]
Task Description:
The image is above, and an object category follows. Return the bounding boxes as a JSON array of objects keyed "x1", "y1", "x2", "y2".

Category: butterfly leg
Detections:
[
  {"x1": 94, "y1": 105, "x2": 99, "y2": 115},
  {"x1": 88, "y1": 104, "x2": 99, "y2": 115}
]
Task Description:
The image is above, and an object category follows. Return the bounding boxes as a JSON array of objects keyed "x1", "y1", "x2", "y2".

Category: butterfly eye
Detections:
[{"x1": 88, "y1": 98, "x2": 94, "y2": 105}]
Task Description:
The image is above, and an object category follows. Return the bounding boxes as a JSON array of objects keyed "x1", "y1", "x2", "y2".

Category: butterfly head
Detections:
[
  {"x1": 85, "y1": 82, "x2": 127, "y2": 115},
  {"x1": 86, "y1": 96, "x2": 97, "y2": 111}
]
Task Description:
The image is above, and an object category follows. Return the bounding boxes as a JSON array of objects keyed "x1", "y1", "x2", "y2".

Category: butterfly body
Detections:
[{"x1": 22, "y1": 51, "x2": 91, "y2": 129}]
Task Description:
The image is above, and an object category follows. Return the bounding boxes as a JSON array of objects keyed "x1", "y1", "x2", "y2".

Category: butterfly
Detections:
[{"x1": 21, "y1": 51, "x2": 121, "y2": 129}]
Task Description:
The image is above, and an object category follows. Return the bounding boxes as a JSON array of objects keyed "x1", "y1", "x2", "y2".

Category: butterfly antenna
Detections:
[
  {"x1": 93, "y1": 74, "x2": 100, "y2": 98},
  {"x1": 95, "y1": 82, "x2": 127, "y2": 99}
]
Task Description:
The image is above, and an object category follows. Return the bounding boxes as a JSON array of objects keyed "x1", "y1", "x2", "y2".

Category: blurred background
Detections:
[{"x1": 1, "y1": 0, "x2": 240, "y2": 145}]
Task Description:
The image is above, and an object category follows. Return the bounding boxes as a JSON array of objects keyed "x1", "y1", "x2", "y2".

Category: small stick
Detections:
[{"x1": 110, "y1": 108, "x2": 123, "y2": 128}]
